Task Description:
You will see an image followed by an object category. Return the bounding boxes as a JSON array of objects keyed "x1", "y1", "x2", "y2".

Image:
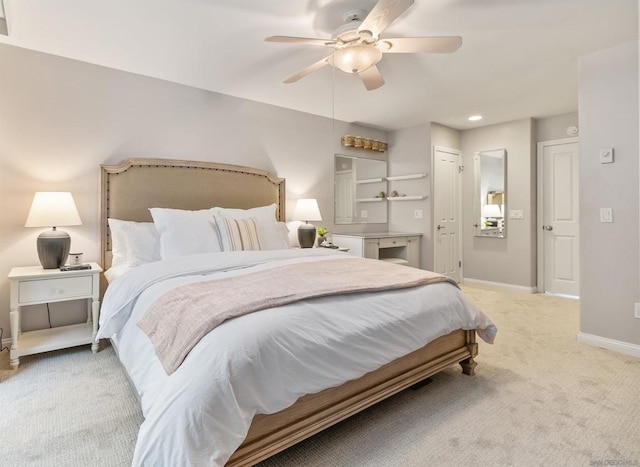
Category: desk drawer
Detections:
[
  {"x1": 379, "y1": 237, "x2": 407, "y2": 248},
  {"x1": 18, "y1": 276, "x2": 93, "y2": 304}
]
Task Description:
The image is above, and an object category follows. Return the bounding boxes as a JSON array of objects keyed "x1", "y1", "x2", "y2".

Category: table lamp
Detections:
[
  {"x1": 481, "y1": 204, "x2": 503, "y2": 227},
  {"x1": 293, "y1": 198, "x2": 322, "y2": 248},
  {"x1": 25, "y1": 192, "x2": 82, "y2": 269}
]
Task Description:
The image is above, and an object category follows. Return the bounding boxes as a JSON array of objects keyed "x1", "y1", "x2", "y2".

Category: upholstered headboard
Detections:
[{"x1": 100, "y1": 158, "x2": 285, "y2": 270}]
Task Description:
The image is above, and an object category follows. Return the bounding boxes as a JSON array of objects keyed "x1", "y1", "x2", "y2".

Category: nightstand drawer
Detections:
[
  {"x1": 18, "y1": 275, "x2": 94, "y2": 304},
  {"x1": 379, "y1": 237, "x2": 407, "y2": 248}
]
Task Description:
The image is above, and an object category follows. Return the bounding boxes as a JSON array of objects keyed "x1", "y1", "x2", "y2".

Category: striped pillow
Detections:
[{"x1": 219, "y1": 217, "x2": 262, "y2": 251}]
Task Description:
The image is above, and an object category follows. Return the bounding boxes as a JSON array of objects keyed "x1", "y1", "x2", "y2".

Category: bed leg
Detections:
[{"x1": 460, "y1": 357, "x2": 477, "y2": 376}]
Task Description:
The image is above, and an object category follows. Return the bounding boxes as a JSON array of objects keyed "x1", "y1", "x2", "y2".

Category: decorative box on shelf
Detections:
[{"x1": 341, "y1": 135, "x2": 388, "y2": 153}]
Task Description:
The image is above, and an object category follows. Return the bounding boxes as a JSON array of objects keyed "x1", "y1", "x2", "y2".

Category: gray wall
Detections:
[
  {"x1": 460, "y1": 118, "x2": 537, "y2": 288},
  {"x1": 578, "y1": 41, "x2": 640, "y2": 346},
  {"x1": 431, "y1": 122, "x2": 461, "y2": 152},
  {"x1": 0, "y1": 43, "x2": 388, "y2": 335},
  {"x1": 432, "y1": 115, "x2": 578, "y2": 290},
  {"x1": 387, "y1": 124, "x2": 431, "y2": 270},
  {"x1": 536, "y1": 112, "x2": 579, "y2": 143}
]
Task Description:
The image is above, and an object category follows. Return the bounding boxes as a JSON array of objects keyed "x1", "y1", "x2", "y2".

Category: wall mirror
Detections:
[
  {"x1": 473, "y1": 149, "x2": 506, "y2": 238},
  {"x1": 334, "y1": 154, "x2": 387, "y2": 224}
]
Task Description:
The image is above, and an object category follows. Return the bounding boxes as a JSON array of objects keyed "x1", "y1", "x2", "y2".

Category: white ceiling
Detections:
[{"x1": 0, "y1": 0, "x2": 637, "y2": 130}]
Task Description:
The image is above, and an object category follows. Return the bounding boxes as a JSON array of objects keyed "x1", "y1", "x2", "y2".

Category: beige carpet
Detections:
[{"x1": 1, "y1": 285, "x2": 639, "y2": 466}]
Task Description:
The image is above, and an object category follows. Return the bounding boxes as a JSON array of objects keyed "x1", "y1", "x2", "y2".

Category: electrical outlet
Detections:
[
  {"x1": 361, "y1": 210, "x2": 368, "y2": 219},
  {"x1": 635, "y1": 303, "x2": 640, "y2": 319},
  {"x1": 414, "y1": 209, "x2": 423, "y2": 219}
]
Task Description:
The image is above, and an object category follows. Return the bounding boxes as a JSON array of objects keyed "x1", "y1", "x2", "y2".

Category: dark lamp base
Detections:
[
  {"x1": 297, "y1": 224, "x2": 317, "y2": 249},
  {"x1": 37, "y1": 229, "x2": 71, "y2": 269}
]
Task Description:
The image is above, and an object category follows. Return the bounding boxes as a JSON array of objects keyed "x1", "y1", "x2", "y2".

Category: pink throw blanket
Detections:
[{"x1": 138, "y1": 257, "x2": 457, "y2": 374}]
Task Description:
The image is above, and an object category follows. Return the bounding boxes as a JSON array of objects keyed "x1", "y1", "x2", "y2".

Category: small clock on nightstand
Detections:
[{"x1": 7, "y1": 262, "x2": 103, "y2": 369}]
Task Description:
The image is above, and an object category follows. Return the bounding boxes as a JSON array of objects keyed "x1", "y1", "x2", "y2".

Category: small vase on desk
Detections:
[{"x1": 317, "y1": 236, "x2": 326, "y2": 247}]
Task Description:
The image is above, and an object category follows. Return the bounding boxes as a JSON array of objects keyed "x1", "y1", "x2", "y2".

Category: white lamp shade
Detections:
[
  {"x1": 25, "y1": 192, "x2": 82, "y2": 228},
  {"x1": 293, "y1": 198, "x2": 322, "y2": 223},
  {"x1": 481, "y1": 204, "x2": 503, "y2": 218}
]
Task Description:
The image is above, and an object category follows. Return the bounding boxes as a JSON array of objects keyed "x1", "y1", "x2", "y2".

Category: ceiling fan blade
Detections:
[
  {"x1": 358, "y1": 0, "x2": 414, "y2": 39},
  {"x1": 379, "y1": 36, "x2": 462, "y2": 54},
  {"x1": 265, "y1": 35, "x2": 334, "y2": 47},
  {"x1": 359, "y1": 65, "x2": 385, "y2": 91},
  {"x1": 283, "y1": 57, "x2": 331, "y2": 84}
]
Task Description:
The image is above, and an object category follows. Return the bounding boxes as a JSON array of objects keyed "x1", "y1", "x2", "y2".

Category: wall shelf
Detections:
[
  {"x1": 387, "y1": 195, "x2": 427, "y2": 201},
  {"x1": 356, "y1": 177, "x2": 385, "y2": 185},
  {"x1": 356, "y1": 197, "x2": 385, "y2": 202},
  {"x1": 386, "y1": 173, "x2": 428, "y2": 181}
]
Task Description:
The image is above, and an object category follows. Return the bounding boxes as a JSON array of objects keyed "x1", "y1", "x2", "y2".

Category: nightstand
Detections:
[{"x1": 8, "y1": 262, "x2": 103, "y2": 369}]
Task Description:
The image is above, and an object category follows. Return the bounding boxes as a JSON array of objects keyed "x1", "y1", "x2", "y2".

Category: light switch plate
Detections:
[
  {"x1": 509, "y1": 210, "x2": 524, "y2": 220},
  {"x1": 600, "y1": 148, "x2": 614, "y2": 164},
  {"x1": 600, "y1": 208, "x2": 613, "y2": 222},
  {"x1": 414, "y1": 209, "x2": 423, "y2": 219}
]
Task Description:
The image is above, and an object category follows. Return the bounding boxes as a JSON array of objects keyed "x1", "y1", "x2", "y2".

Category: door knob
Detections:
[
  {"x1": 437, "y1": 225, "x2": 444, "y2": 230},
  {"x1": 542, "y1": 225, "x2": 553, "y2": 231}
]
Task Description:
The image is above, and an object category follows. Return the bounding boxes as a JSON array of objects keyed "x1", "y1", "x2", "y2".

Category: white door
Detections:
[
  {"x1": 433, "y1": 147, "x2": 462, "y2": 282},
  {"x1": 538, "y1": 139, "x2": 579, "y2": 296}
]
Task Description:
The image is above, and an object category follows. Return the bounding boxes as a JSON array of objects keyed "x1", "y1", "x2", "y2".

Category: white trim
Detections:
[
  {"x1": 536, "y1": 137, "x2": 579, "y2": 294},
  {"x1": 577, "y1": 332, "x2": 640, "y2": 358},
  {"x1": 462, "y1": 277, "x2": 537, "y2": 293},
  {"x1": 544, "y1": 292, "x2": 579, "y2": 300}
]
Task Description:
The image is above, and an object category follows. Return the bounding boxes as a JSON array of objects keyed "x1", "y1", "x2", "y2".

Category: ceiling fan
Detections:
[{"x1": 265, "y1": 0, "x2": 462, "y2": 91}]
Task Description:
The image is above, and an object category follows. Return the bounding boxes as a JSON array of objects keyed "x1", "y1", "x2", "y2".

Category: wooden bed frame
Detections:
[{"x1": 100, "y1": 158, "x2": 478, "y2": 466}]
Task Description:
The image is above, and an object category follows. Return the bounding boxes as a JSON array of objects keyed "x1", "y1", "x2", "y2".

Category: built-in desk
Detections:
[{"x1": 331, "y1": 233, "x2": 422, "y2": 269}]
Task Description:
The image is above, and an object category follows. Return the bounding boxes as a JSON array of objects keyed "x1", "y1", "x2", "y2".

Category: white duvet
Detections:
[{"x1": 98, "y1": 249, "x2": 496, "y2": 466}]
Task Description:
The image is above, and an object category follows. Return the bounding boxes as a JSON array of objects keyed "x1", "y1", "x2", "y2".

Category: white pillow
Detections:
[
  {"x1": 104, "y1": 264, "x2": 133, "y2": 284},
  {"x1": 213, "y1": 204, "x2": 289, "y2": 251},
  {"x1": 276, "y1": 221, "x2": 290, "y2": 246},
  {"x1": 108, "y1": 218, "x2": 161, "y2": 267},
  {"x1": 149, "y1": 207, "x2": 222, "y2": 259}
]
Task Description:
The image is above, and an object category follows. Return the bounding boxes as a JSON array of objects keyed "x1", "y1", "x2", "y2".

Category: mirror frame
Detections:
[
  {"x1": 334, "y1": 154, "x2": 387, "y2": 225},
  {"x1": 473, "y1": 148, "x2": 507, "y2": 238}
]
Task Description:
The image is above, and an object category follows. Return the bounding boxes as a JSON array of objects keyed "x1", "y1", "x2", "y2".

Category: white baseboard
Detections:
[
  {"x1": 577, "y1": 332, "x2": 640, "y2": 358},
  {"x1": 462, "y1": 278, "x2": 537, "y2": 294}
]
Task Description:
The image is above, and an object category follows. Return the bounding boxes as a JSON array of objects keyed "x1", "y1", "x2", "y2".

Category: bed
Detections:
[{"x1": 97, "y1": 158, "x2": 496, "y2": 466}]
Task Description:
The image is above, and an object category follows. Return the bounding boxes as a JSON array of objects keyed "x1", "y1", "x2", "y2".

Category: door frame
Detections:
[
  {"x1": 536, "y1": 137, "x2": 579, "y2": 294},
  {"x1": 432, "y1": 145, "x2": 463, "y2": 282}
]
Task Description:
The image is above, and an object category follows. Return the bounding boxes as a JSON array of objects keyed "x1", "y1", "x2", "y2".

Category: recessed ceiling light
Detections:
[{"x1": 468, "y1": 115, "x2": 483, "y2": 121}]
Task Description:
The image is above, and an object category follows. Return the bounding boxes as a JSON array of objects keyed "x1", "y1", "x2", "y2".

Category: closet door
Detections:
[{"x1": 433, "y1": 147, "x2": 462, "y2": 282}]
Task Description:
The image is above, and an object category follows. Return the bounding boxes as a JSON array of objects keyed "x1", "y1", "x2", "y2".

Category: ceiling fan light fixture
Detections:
[{"x1": 330, "y1": 45, "x2": 382, "y2": 74}]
